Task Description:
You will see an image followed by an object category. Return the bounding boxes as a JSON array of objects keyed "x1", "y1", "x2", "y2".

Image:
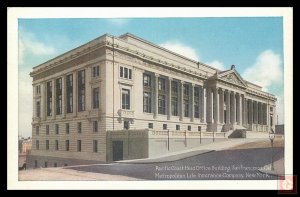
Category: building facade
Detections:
[{"x1": 28, "y1": 33, "x2": 277, "y2": 168}]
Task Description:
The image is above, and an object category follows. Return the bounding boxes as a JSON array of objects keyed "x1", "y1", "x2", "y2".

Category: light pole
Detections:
[{"x1": 269, "y1": 130, "x2": 275, "y2": 171}]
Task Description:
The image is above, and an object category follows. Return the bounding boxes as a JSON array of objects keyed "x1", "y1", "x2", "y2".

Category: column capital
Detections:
[
  {"x1": 154, "y1": 73, "x2": 160, "y2": 77},
  {"x1": 191, "y1": 83, "x2": 195, "y2": 87},
  {"x1": 180, "y1": 80, "x2": 185, "y2": 85},
  {"x1": 168, "y1": 76, "x2": 173, "y2": 81}
]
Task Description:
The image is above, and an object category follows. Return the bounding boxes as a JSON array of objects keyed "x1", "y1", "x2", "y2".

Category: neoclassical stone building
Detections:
[{"x1": 29, "y1": 33, "x2": 277, "y2": 167}]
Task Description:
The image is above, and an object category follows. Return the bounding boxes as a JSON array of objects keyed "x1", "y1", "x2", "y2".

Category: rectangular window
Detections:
[
  {"x1": 176, "y1": 125, "x2": 180, "y2": 131},
  {"x1": 56, "y1": 78, "x2": 62, "y2": 115},
  {"x1": 158, "y1": 95, "x2": 166, "y2": 115},
  {"x1": 122, "y1": 89, "x2": 130, "y2": 109},
  {"x1": 46, "y1": 140, "x2": 49, "y2": 150},
  {"x1": 163, "y1": 124, "x2": 167, "y2": 130},
  {"x1": 66, "y1": 74, "x2": 73, "y2": 113},
  {"x1": 120, "y1": 66, "x2": 123, "y2": 78},
  {"x1": 78, "y1": 70, "x2": 85, "y2": 112},
  {"x1": 188, "y1": 125, "x2": 191, "y2": 131},
  {"x1": 36, "y1": 140, "x2": 39, "y2": 150},
  {"x1": 55, "y1": 140, "x2": 59, "y2": 150},
  {"x1": 66, "y1": 123, "x2": 69, "y2": 134},
  {"x1": 36, "y1": 126, "x2": 39, "y2": 135},
  {"x1": 184, "y1": 84, "x2": 189, "y2": 96},
  {"x1": 143, "y1": 74, "x2": 151, "y2": 87},
  {"x1": 171, "y1": 81, "x2": 178, "y2": 94},
  {"x1": 45, "y1": 162, "x2": 47, "y2": 168},
  {"x1": 158, "y1": 78, "x2": 166, "y2": 91},
  {"x1": 36, "y1": 85, "x2": 40, "y2": 94},
  {"x1": 198, "y1": 126, "x2": 202, "y2": 131},
  {"x1": 124, "y1": 121, "x2": 130, "y2": 130},
  {"x1": 171, "y1": 97, "x2": 178, "y2": 116},
  {"x1": 77, "y1": 122, "x2": 82, "y2": 133},
  {"x1": 184, "y1": 99, "x2": 189, "y2": 117},
  {"x1": 194, "y1": 87, "x2": 200, "y2": 118},
  {"x1": 93, "y1": 66, "x2": 100, "y2": 77},
  {"x1": 120, "y1": 66, "x2": 132, "y2": 80},
  {"x1": 46, "y1": 81, "x2": 52, "y2": 116},
  {"x1": 34, "y1": 160, "x2": 37, "y2": 168},
  {"x1": 129, "y1": 69, "x2": 132, "y2": 79},
  {"x1": 93, "y1": 87, "x2": 99, "y2": 109},
  {"x1": 148, "y1": 123, "x2": 153, "y2": 129},
  {"x1": 93, "y1": 140, "x2": 98, "y2": 152},
  {"x1": 93, "y1": 121, "x2": 98, "y2": 132},
  {"x1": 143, "y1": 92, "x2": 152, "y2": 113},
  {"x1": 55, "y1": 124, "x2": 59, "y2": 135},
  {"x1": 77, "y1": 140, "x2": 81, "y2": 152},
  {"x1": 65, "y1": 140, "x2": 69, "y2": 151},
  {"x1": 46, "y1": 125, "x2": 49, "y2": 135},
  {"x1": 54, "y1": 163, "x2": 57, "y2": 167},
  {"x1": 124, "y1": 67, "x2": 128, "y2": 78},
  {"x1": 36, "y1": 101, "x2": 40, "y2": 117}
]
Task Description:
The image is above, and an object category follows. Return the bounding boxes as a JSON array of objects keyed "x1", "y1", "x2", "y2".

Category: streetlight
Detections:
[{"x1": 269, "y1": 129, "x2": 275, "y2": 171}]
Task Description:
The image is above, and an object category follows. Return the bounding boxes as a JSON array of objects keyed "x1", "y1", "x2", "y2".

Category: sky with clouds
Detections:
[{"x1": 19, "y1": 17, "x2": 284, "y2": 137}]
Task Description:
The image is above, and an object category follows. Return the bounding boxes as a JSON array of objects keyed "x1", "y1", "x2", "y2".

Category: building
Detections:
[{"x1": 28, "y1": 33, "x2": 277, "y2": 168}]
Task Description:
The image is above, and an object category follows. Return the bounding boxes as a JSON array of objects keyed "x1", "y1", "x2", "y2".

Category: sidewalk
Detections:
[
  {"x1": 258, "y1": 158, "x2": 285, "y2": 176},
  {"x1": 117, "y1": 138, "x2": 264, "y2": 164}
]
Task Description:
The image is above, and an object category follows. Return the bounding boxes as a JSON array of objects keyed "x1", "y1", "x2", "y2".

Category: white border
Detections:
[{"x1": 7, "y1": 7, "x2": 293, "y2": 190}]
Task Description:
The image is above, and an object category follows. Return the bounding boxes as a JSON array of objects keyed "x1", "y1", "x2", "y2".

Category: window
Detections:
[
  {"x1": 77, "y1": 122, "x2": 82, "y2": 133},
  {"x1": 54, "y1": 163, "x2": 57, "y2": 167},
  {"x1": 176, "y1": 125, "x2": 180, "y2": 131},
  {"x1": 158, "y1": 95, "x2": 166, "y2": 115},
  {"x1": 122, "y1": 89, "x2": 130, "y2": 109},
  {"x1": 171, "y1": 97, "x2": 178, "y2": 116},
  {"x1": 188, "y1": 125, "x2": 191, "y2": 131},
  {"x1": 36, "y1": 101, "x2": 40, "y2": 117},
  {"x1": 93, "y1": 140, "x2": 98, "y2": 152},
  {"x1": 143, "y1": 92, "x2": 152, "y2": 113},
  {"x1": 36, "y1": 85, "x2": 40, "y2": 94},
  {"x1": 46, "y1": 140, "x2": 49, "y2": 150},
  {"x1": 143, "y1": 74, "x2": 151, "y2": 87},
  {"x1": 77, "y1": 140, "x2": 81, "y2": 152},
  {"x1": 56, "y1": 78, "x2": 62, "y2": 115},
  {"x1": 55, "y1": 124, "x2": 59, "y2": 134},
  {"x1": 194, "y1": 87, "x2": 200, "y2": 118},
  {"x1": 93, "y1": 87, "x2": 99, "y2": 109},
  {"x1": 148, "y1": 123, "x2": 153, "y2": 129},
  {"x1": 124, "y1": 121, "x2": 130, "y2": 130},
  {"x1": 184, "y1": 100, "x2": 189, "y2": 117},
  {"x1": 93, "y1": 66, "x2": 100, "y2": 77},
  {"x1": 120, "y1": 66, "x2": 132, "y2": 80},
  {"x1": 55, "y1": 140, "x2": 59, "y2": 150},
  {"x1": 66, "y1": 74, "x2": 73, "y2": 113},
  {"x1": 46, "y1": 125, "x2": 49, "y2": 135},
  {"x1": 270, "y1": 107, "x2": 273, "y2": 112},
  {"x1": 78, "y1": 70, "x2": 86, "y2": 111},
  {"x1": 36, "y1": 140, "x2": 39, "y2": 150},
  {"x1": 93, "y1": 121, "x2": 98, "y2": 132},
  {"x1": 46, "y1": 81, "x2": 52, "y2": 116},
  {"x1": 198, "y1": 126, "x2": 202, "y2": 132},
  {"x1": 171, "y1": 81, "x2": 178, "y2": 94},
  {"x1": 45, "y1": 162, "x2": 47, "y2": 168},
  {"x1": 158, "y1": 78, "x2": 166, "y2": 91},
  {"x1": 36, "y1": 126, "x2": 39, "y2": 135},
  {"x1": 65, "y1": 140, "x2": 69, "y2": 151},
  {"x1": 34, "y1": 160, "x2": 38, "y2": 168},
  {"x1": 184, "y1": 84, "x2": 189, "y2": 96},
  {"x1": 163, "y1": 124, "x2": 167, "y2": 130},
  {"x1": 66, "y1": 123, "x2": 69, "y2": 134}
]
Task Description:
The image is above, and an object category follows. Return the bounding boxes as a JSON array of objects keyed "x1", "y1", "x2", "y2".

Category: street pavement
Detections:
[{"x1": 68, "y1": 147, "x2": 284, "y2": 180}]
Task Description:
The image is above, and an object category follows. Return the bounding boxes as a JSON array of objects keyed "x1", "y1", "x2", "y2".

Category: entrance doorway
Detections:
[{"x1": 112, "y1": 141, "x2": 123, "y2": 161}]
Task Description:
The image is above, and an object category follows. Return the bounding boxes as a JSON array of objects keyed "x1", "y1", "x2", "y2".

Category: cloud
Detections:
[
  {"x1": 159, "y1": 41, "x2": 200, "y2": 61},
  {"x1": 242, "y1": 50, "x2": 282, "y2": 91},
  {"x1": 18, "y1": 68, "x2": 33, "y2": 138},
  {"x1": 106, "y1": 18, "x2": 129, "y2": 27},
  {"x1": 205, "y1": 60, "x2": 226, "y2": 70},
  {"x1": 19, "y1": 29, "x2": 55, "y2": 65}
]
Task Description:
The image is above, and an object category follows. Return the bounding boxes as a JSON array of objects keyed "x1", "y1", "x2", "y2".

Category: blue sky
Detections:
[{"x1": 18, "y1": 17, "x2": 284, "y2": 137}]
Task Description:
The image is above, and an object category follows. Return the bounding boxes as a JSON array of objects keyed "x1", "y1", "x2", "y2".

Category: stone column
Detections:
[
  {"x1": 260, "y1": 102, "x2": 263, "y2": 125},
  {"x1": 231, "y1": 92, "x2": 236, "y2": 124},
  {"x1": 255, "y1": 101, "x2": 258, "y2": 124},
  {"x1": 244, "y1": 98, "x2": 248, "y2": 125},
  {"x1": 213, "y1": 87, "x2": 219, "y2": 124},
  {"x1": 153, "y1": 73, "x2": 159, "y2": 119},
  {"x1": 267, "y1": 103, "x2": 270, "y2": 131},
  {"x1": 41, "y1": 82, "x2": 46, "y2": 121},
  {"x1": 249, "y1": 100, "x2": 253, "y2": 124},
  {"x1": 202, "y1": 86, "x2": 207, "y2": 123},
  {"x1": 273, "y1": 105, "x2": 277, "y2": 127},
  {"x1": 219, "y1": 88, "x2": 224, "y2": 124},
  {"x1": 62, "y1": 75, "x2": 66, "y2": 118},
  {"x1": 206, "y1": 87, "x2": 213, "y2": 123},
  {"x1": 52, "y1": 79, "x2": 56, "y2": 119},
  {"x1": 237, "y1": 94, "x2": 242, "y2": 125},
  {"x1": 180, "y1": 81, "x2": 184, "y2": 121},
  {"x1": 73, "y1": 71, "x2": 78, "y2": 117},
  {"x1": 167, "y1": 77, "x2": 172, "y2": 120},
  {"x1": 191, "y1": 84, "x2": 195, "y2": 122},
  {"x1": 226, "y1": 90, "x2": 230, "y2": 124}
]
